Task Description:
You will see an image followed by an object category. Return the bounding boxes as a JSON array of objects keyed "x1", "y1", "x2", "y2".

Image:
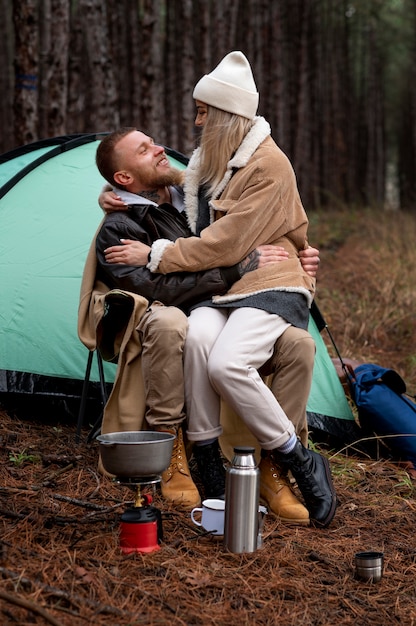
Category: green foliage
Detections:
[{"x1": 9, "y1": 450, "x2": 40, "y2": 466}]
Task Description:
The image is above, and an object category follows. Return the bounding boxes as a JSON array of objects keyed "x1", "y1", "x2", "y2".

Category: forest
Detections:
[
  {"x1": 2, "y1": 4, "x2": 416, "y2": 624},
  {"x1": 1, "y1": 0, "x2": 416, "y2": 211}
]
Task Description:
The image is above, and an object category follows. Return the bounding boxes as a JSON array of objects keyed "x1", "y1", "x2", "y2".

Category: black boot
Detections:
[
  {"x1": 193, "y1": 440, "x2": 226, "y2": 499},
  {"x1": 273, "y1": 440, "x2": 337, "y2": 528}
]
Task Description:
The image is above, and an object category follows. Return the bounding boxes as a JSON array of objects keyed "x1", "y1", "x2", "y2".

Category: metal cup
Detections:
[
  {"x1": 354, "y1": 551, "x2": 384, "y2": 583},
  {"x1": 191, "y1": 499, "x2": 225, "y2": 535}
]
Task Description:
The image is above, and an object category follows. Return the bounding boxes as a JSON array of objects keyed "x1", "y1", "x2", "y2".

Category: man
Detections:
[{"x1": 93, "y1": 127, "x2": 320, "y2": 524}]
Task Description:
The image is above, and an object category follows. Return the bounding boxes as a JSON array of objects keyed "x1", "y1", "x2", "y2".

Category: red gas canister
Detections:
[{"x1": 120, "y1": 504, "x2": 163, "y2": 554}]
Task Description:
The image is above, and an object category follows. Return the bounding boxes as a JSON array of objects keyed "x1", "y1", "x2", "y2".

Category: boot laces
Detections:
[
  {"x1": 165, "y1": 429, "x2": 186, "y2": 477},
  {"x1": 266, "y1": 458, "x2": 287, "y2": 489}
]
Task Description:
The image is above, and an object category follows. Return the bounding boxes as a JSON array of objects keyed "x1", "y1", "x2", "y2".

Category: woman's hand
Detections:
[
  {"x1": 104, "y1": 239, "x2": 151, "y2": 265},
  {"x1": 99, "y1": 190, "x2": 127, "y2": 212}
]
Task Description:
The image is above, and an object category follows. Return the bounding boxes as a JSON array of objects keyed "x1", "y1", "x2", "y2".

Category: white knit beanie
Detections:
[{"x1": 193, "y1": 51, "x2": 259, "y2": 119}]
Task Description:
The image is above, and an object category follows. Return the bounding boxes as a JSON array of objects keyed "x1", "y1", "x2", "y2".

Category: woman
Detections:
[{"x1": 105, "y1": 52, "x2": 336, "y2": 528}]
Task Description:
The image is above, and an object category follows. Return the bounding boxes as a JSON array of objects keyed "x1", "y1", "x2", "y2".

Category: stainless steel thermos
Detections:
[{"x1": 224, "y1": 446, "x2": 260, "y2": 553}]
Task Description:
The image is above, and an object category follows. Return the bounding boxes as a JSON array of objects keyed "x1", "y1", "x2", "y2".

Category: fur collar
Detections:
[{"x1": 184, "y1": 116, "x2": 271, "y2": 233}]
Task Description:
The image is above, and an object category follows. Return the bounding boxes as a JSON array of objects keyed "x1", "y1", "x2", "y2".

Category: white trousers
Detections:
[{"x1": 184, "y1": 306, "x2": 295, "y2": 450}]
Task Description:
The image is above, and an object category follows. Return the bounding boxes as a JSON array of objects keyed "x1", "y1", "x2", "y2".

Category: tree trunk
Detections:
[
  {"x1": 77, "y1": 0, "x2": 119, "y2": 132},
  {"x1": 177, "y1": 0, "x2": 195, "y2": 156},
  {"x1": 136, "y1": 0, "x2": 164, "y2": 144},
  {"x1": 13, "y1": 0, "x2": 39, "y2": 145},
  {"x1": 398, "y1": 0, "x2": 416, "y2": 210},
  {"x1": 109, "y1": 0, "x2": 141, "y2": 127},
  {"x1": 0, "y1": 0, "x2": 14, "y2": 152},
  {"x1": 38, "y1": 0, "x2": 70, "y2": 138}
]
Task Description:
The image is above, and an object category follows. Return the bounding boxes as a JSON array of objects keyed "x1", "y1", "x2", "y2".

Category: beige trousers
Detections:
[
  {"x1": 126, "y1": 302, "x2": 314, "y2": 447},
  {"x1": 184, "y1": 307, "x2": 315, "y2": 450},
  {"x1": 261, "y1": 325, "x2": 315, "y2": 447},
  {"x1": 137, "y1": 302, "x2": 188, "y2": 428}
]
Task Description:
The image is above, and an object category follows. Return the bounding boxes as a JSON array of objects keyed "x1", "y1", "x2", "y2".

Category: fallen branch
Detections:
[
  {"x1": 0, "y1": 486, "x2": 116, "y2": 510},
  {"x1": 50, "y1": 493, "x2": 119, "y2": 510},
  {"x1": 41, "y1": 454, "x2": 83, "y2": 466},
  {"x1": 39, "y1": 463, "x2": 75, "y2": 486},
  {"x1": 42, "y1": 513, "x2": 118, "y2": 526},
  {"x1": 0, "y1": 588, "x2": 64, "y2": 626},
  {"x1": 0, "y1": 507, "x2": 36, "y2": 522},
  {"x1": 0, "y1": 506, "x2": 119, "y2": 527},
  {"x1": 0, "y1": 567, "x2": 127, "y2": 617}
]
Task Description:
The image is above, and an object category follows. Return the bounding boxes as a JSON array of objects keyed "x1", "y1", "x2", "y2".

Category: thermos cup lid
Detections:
[{"x1": 233, "y1": 446, "x2": 256, "y2": 454}]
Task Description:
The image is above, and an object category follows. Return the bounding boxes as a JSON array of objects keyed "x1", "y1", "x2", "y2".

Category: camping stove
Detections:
[
  {"x1": 97, "y1": 431, "x2": 175, "y2": 554},
  {"x1": 116, "y1": 476, "x2": 163, "y2": 554}
]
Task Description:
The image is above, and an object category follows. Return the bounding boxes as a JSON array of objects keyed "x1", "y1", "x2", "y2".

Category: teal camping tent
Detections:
[{"x1": 0, "y1": 134, "x2": 357, "y2": 441}]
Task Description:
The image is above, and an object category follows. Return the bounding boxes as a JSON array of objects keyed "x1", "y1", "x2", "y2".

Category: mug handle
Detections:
[{"x1": 190, "y1": 507, "x2": 203, "y2": 526}]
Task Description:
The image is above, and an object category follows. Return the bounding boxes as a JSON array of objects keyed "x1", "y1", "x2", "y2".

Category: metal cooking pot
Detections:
[{"x1": 97, "y1": 431, "x2": 175, "y2": 477}]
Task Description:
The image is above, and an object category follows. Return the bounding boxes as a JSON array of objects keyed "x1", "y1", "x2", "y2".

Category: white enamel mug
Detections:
[{"x1": 190, "y1": 498, "x2": 225, "y2": 535}]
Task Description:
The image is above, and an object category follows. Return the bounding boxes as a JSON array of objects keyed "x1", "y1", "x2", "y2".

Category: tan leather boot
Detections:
[
  {"x1": 259, "y1": 453, "x2": 309, "y2": 525},
  {"x1": 157, "y1": 426, "x2": 201, "y2": 509}
]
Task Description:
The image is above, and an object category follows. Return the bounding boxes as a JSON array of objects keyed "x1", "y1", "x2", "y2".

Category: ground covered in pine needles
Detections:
[
  {"x1": 1, "y1": 208, "x2": 416, "y2": 625},
  {"x1": 1, "y1": 413, "x2": 416, "y2": 625}
]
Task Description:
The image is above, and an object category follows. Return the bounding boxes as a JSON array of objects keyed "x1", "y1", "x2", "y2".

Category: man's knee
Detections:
[
  {"x1": 261, "y1": 326, "x2": 315, "y2": 377},
  {"x1": 266, "y1": 327, "x2": 314, "y2": 445},
  {"x1": 139, "y1": 303, "x2": 188, "y2": 339}
]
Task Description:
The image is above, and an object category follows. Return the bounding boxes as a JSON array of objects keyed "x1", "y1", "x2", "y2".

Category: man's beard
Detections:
[{"x1": 139, "y1": 166, "x2": 184, "y2": 189}]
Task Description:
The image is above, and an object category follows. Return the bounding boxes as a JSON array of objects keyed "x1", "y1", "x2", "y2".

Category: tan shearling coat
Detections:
[
  {"x1": 149, "y1": 116, "x2": 315, "y2": 306},
  {"x1": 78, "y1": 223, "x2": 148, "y2": 437}
]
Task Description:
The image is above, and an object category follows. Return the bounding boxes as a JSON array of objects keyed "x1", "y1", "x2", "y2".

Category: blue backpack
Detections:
[{"x1": 350, "y1": 363, "x2": 416, "y2": 469}]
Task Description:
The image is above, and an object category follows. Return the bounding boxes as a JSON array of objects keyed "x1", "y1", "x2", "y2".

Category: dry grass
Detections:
[
  {"x1": 1, "y1": 208, "x2": 416, "y2": 625},
  {"x1": 309, "y1": 208, "x2": 416, "y2": 388}
]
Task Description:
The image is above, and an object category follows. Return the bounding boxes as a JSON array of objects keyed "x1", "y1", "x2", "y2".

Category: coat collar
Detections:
[
  {"x1": 184, "y1": 116, "x2": 271, "y2": 233},
  {"x1": 114, "y1": 186, "x2": 185, "y2": 211}
]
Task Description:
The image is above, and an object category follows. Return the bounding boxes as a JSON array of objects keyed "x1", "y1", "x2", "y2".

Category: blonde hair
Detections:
[{"x1": 198, "y1": 106, "x2": 253, "y2": 196}]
